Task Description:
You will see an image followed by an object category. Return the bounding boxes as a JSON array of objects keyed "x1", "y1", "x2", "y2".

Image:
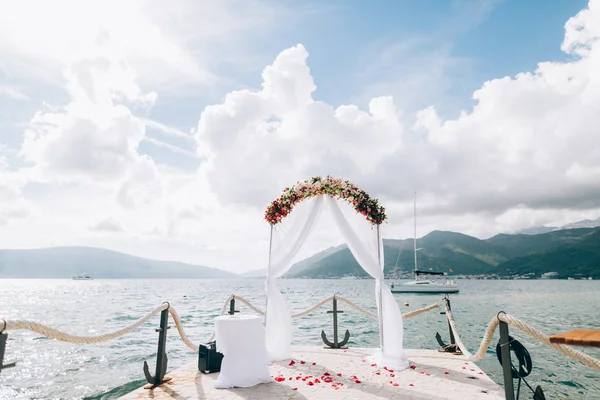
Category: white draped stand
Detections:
[{"x1": 264, "y1": 195, "x2": 409, "y2": 370}]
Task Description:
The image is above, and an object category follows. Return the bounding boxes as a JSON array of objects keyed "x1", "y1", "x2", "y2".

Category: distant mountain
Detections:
[
  {"x1": 561, "y1": 217, "x2": 600, "y2": 230},
  {"x1": 0, "y1": 247, "x2": 236, "y2": 279},
  {"x1": 284, "y1": 245, "x2": 346, "y2": 277},
  {"x1": 240, "y1": 268, "x2": 267, "y2": 278},
  {"x1": 516, "y1": 226, "x2": 557, "y2": 235},
  {"x1": 290, "y1": 228, "x2": 600, "y2": 279},
  {"x1": 490, "y1": 229, "x2": 600, "y2": 279},
  {"x1": 515, "y1": 217, "x2": 600, "y2": 235},
  {"x1": 485, "y1": 228, "x2": 595, "y2": 259}
]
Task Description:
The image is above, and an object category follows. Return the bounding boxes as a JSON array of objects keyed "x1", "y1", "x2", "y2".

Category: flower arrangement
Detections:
[{"x1": 265, "y1": 176, "x2": 387, "y2": 226}]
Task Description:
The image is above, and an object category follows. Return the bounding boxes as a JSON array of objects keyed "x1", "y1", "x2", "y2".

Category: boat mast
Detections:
[{"x1": 413, "y1": 191, "x2": 417, "y2": 274}]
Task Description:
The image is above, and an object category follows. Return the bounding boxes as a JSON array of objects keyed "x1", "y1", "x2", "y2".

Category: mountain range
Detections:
[
  {"x1": 515, "y1": 217, "x2": 600, "y2": 235},
  {"x1": 1, "y1": 221, "x2": 599, "y2": 280},
  {"x1": 0, "y1": 247, "x2": 235, "y2": 279},
  {"x1": 285, "y1": 228, "x2": 600, "y2": 280}
]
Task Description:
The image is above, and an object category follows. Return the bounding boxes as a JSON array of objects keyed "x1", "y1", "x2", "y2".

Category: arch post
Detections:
[{"x1": 377, "y1": 225, "x2": 385, "y2": 354}]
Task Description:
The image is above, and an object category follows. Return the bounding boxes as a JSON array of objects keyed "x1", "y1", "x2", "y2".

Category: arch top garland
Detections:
[{"x1": 265, "y1": 176, "x2": 387, "y2": 226}]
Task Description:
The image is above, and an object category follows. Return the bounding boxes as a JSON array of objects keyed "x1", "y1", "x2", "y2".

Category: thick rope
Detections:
[
  {"x1": 3, "y1": 304, "x2": 169, "y2": 344},
  {"x1": 211, "y1": 295, "x2": 442, "y2": 321},
  {"x1": 444, "y1": 305, "x2": 474, "y2": 358},
  {"x1": 168, "y1": 307, "x2": 199, "y2": 352},
  {"x1": 0, "y1": 295, "x2": 443, "y2": 351},
  {"x1": 292, "y1": 296, "x2": 335, "y2": 318},
  {"x1": 403, "y1": 300, "x2": 443, "y2": 319},
  {"x1": 443, "y1": 302, "x2": 600, "y2": 371}
]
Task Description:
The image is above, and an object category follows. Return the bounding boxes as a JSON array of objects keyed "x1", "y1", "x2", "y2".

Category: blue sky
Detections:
[
  {"x1": 141, "y1": 0, "x2": 592, "y2": 155},
  {"x1": 1, "y1": 0, "x2": 599, "y2": 270}
]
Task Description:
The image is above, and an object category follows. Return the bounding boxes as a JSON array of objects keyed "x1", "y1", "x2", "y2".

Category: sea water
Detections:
[{"x1": 0, "y1": 279, "x2": 599, "y2": 399}]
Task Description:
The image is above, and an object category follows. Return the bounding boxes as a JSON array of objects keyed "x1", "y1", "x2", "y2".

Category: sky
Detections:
[{"x1": 1, "y1": 0, "x2": 599, "y2": 273}]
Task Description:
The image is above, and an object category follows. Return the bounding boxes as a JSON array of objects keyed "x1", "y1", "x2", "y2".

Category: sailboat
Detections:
[{"x1": 390, "y1": 192, "x2": 459, "y2": 294}]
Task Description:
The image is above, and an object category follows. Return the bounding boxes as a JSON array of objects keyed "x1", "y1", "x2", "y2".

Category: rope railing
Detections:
[
  {"x1": 442, "y1": 301, "x2": 600, "y2": 372},
  {"x1": 4, "y1": 293, "x2": 599, "y2": 375}
]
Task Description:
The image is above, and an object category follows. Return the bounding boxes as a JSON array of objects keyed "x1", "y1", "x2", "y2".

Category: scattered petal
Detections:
[
  {"x1": 444, "y1": 372, "x2": 449, "y2": 375},
  {"x1": 393, "y1": 383, "x2": 399, "y2": 387},
  {"x1": 409, "y1": 383, "x2": 414, "y2": 387},
  {"x1": 300, "y1": 361, "x2": 306, "y2": 364},
  {"x1": 354, "y1": 379, "x2": 362, "y2": 384},
  {"x1": 390, "y1": 374, "x2": 395, "y2": 377},
  {"x1": 292, "y1": 388, "x2": 298, "y2": 391},
  {"x1": 409, "y1": 365, "x2": 417, "y2": 370},
  {"x1": 337, "y1": 373, "x2": 342, "y2": 377},
  {"x1": 312, "y1": 362, "x2": 317, "y2": 365},
  {"x1": 307, "y1": 381, "x2": 314, "y2": 386},
  {"x1": 479, "y1": 372, "x2": 484, "y2": 375}
]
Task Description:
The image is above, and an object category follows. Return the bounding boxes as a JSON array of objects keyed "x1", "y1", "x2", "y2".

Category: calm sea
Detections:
[{"x1": 0, "y1": 279, "x2": 599, "y2": 399}]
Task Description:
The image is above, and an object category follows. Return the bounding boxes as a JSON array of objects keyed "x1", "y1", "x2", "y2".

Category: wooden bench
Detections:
[{"x1": 549, "y1": 329, "x2": 600, "y2": 348}]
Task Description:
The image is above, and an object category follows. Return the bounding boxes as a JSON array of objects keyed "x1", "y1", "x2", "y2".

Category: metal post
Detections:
[
  {"x1": 228, "y1": 296, "x2": 239, "y2": 315},
  {"x1": 499, "y1": 320, "x2": 515, "y2": 400},
  {"x1": 332, "y1": 297, "x2": 339, "y2": 347},
  {"x1": 143, "y1": 305, "x2": 171, "y2": 387},
  {"x1": 376, "y1": 225, "x2": 385, "y2": 352},
  {"x1": 265, "y1": 225, "x2": 274, "y2": 324},
  {"x1": 445, "y1": 297, "x2": 456, "y2": 346},
  {"x1": 0, "y1": 331, "x2": 16, "y2": 373},
  {"x1": 154, "y1": 308, "x2": 170, "y2": 385}
]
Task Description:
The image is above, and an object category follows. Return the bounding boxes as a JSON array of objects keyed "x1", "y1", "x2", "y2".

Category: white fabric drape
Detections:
[
  {"x1": 326, "y1": 196, "x2": 408, "y2": 370},
  {"x1": 265, "y1": 196, "x2": 324, "y2": 361},
  {"x1": 264, "y1": 194, "x2": 408, "y2": 370}
]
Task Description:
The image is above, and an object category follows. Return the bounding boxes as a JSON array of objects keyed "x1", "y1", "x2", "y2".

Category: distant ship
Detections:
[{"x1": 72, "y1": 274, "x2": 93, "y2": 280}]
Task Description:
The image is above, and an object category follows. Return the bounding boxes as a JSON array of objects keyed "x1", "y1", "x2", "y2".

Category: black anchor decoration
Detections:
[
  {"x1": 143, "y1": 304, "x2": 171, "y2": 388},
  {"x1": 1, "y1": 320, "x2": 17, "y2": 373},
  {"x1": 321, "y1": 295, "x2": 350, "y2": 349}
]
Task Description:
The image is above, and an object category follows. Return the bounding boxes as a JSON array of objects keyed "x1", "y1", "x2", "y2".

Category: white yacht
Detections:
[
  {"x1": 72, "y1": 274, "x2": 93, "y2": 280},
  {"x1": 390, "y1": 192, "x2": 459, "y2": 294}
]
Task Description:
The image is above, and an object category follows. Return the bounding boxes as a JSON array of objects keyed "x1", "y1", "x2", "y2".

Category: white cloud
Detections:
[
  {"x1": 90, "y1": 217, "x2": 124, "y2": 232},
  {"x1": 0, "y1": 0, "x2": 286, "y2": 93},
  {"x1": 194, "y1": 0, "x2": 600, "y2": 242},
  {"x1": 0, "y1": 150, "x2": 30, "y2": 225},
  {"x1": 196, "y1": 44, "x2": 403, "y2": 207},
  {"x1": 0, "y1": 85, "x2": 28, "y2": 100}
]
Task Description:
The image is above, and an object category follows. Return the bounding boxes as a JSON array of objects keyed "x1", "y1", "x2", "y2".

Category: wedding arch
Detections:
[{"x1": 264, "y1": 176, "x2": 408, "y2": 370}]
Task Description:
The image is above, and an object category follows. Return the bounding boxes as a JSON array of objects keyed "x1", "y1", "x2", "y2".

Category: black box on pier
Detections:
[{"x1": 198, "y1": 341, "x2": 223, "y2": 374}]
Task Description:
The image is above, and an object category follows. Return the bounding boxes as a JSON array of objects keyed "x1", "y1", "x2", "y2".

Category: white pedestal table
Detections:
[{"x1": 214, "y1": 314, "x2": 273, "y2": 389}]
